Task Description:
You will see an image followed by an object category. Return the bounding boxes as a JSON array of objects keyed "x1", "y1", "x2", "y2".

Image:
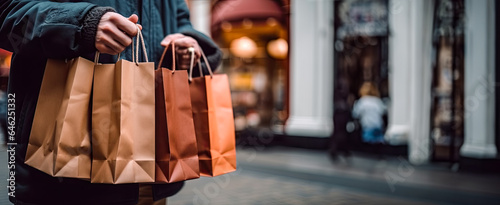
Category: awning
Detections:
[{"x1": 211, "y1": 0, "x2": 284, "y2": 27}]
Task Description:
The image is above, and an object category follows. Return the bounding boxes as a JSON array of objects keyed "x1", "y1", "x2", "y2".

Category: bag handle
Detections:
[
  {"x1": 188, "y1": 47, "x2": 214, "y2": 82},
  {"x1": 157, "y1": 41, "x2": 178, "y2": 72},
  {"x1": 132, "y1": 25, "x2": 148, "y2": 65}
]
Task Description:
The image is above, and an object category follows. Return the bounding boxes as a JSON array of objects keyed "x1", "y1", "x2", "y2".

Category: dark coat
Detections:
[{"x1": 0, "y1": 0, "x2": 222, "y2": 204}]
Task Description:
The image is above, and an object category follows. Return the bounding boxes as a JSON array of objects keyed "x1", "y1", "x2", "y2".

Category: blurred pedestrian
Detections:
[
  {"x1": 0, "y1": 0, "x2": 221, "y2": 204},
  {"x1": 352, "y1": 82, "x2": 386, "y2": 144},
  {"x1": 329, "y1": 77, "x2": 352, "y2": 161}
]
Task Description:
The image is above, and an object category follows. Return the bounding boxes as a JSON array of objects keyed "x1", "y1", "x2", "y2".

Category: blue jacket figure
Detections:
[
  {"x1": 0, "y1": 0, "x2": 222, "y2": 204},
  {"x1": 352, "y1": 82, "x2": 386, "y2": 144}
]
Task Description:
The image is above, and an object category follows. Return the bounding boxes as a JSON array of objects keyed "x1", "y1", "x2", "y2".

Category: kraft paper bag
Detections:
[
  {"x1": 91, "y1": 29, "x2": 155, "y2": 184},
  {"x1": 188, "y1": 50, "x2": 237, "y2": 177},
  {"x1": 155, "y1": 43, "x2": 200, "y2": 183},
  {"x1": 25, "y1": 57, "x2": 94, "y2": 179}
]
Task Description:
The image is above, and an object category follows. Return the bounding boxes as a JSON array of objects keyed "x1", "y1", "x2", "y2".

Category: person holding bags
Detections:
[{"x1": 0, "y1": 0, "x2": 222, "y2": 204}]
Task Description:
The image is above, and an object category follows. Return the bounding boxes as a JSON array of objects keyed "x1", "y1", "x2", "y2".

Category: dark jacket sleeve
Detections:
[
  {"x1": 0, "y1": 0, "x2": 111, "y2": 59},
  {"x1": 175, "y1": 0, "x2": 222, "y2": 76}
]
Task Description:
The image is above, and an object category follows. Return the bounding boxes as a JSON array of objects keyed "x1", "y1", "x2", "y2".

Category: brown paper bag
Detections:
[
  {"x1": 189, "y1": 50, "x2": 237, "y2": 176},
  {"x1": 91, "y1": 29, "x2": 155, "y2": 184},
  {"x1": 25, "y1": 57, "x2": 94, "y2": 179},
  {"x1": 155, "y1": 43, "x2": 200, "y2": 183}
]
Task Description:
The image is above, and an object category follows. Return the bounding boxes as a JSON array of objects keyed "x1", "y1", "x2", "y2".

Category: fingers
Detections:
[
  {"x1": 128, "y1": 14, "x2": 139, "y2": 24},
  {"x1": 110, "y1": 13, "x2": 138, "y2": 37},
  {"x1": 128, "y1": 14, "x2": 142, "y2": 30},
  {"x1": 95, "y1": 44, "x2": 117, "y2": 55},
  {"x1": 173, "y1": 36, "x2": 197, "y2": 48},
  {"x1": 98, "y1": 22, "x2": 132, "y2": 49},
  {"x1": 174, "y1": 37, "x2": 201, "y2": 57},
  {"x1": 161, "y1": 33, "x2": 185, "y2": 47},
  {"x1": 176, "y1": 47, "x2": 199, "y2": 70},
  {"x1": 176, "y1": 46, "x2": 200, "y2": 60},
  {"x1": 95, "y1": 12, "x2": 140, "y2": 55},
  {"x1": 176, "y1": 53, "x2": 195, "y2": 70},
  {"x1": 95, "y1": 32, "x2": 125, "y2": 54},
  {"x1": 174, "y1": 36, "x2": 201, "y2": 70}
]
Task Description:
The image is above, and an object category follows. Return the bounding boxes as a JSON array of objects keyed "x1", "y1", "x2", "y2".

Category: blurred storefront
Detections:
[
  {"x1": 188, "y1": 0, "x2": 498, "y2": 165},
  {"x1": 332, "y1": 0, "x2": 390, "y2": 153},
  {"x1": 329, "y1": 0, "x2": 498, "y2": 165},
  {"x1": 208, "y1": 0, "x2": 290, "y2": 139},
  {"x1": 384, "y1": 0, "x2": 498, "y2": 164},
  {"x1": 429, "y1": 0, "x2": 465, "y2": 162}
]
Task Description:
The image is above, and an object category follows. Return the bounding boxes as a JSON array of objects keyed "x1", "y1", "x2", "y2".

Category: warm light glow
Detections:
[
  {"x1": 266, "y1": 18, "x2": 278, "y2": 27},
  {"x1": 230, "y1": 36, "x2": 258, "y2": 58},
  {"x1": 221, "y1": 21, "x2": 232, "y2": 32},
  {"x1": 267, "y1": 38, "x2": 288, "y2": 59},
  {"x1": 243, "y1": 18, "x2": 253, "y2": 29}
]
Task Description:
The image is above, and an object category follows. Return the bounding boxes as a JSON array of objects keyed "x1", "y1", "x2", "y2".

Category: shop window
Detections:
[
  {"x1": 333, "y1": 0, "x2": 390, "y2": 149},
  {"x1": 211, "y1": 0, "x2": 290, "y2": 139},
  {"x1": 430, "y1": 0, "x2": 465, "y2": 162}
]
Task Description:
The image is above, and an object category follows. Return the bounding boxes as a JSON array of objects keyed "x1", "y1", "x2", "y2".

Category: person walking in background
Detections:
[
  {"x1": 352, "y1": 82, "x2": 386, "y2": 145},
  {"x1": 329, "y1": 77, "x2": 352, "y2": 161},
  {"x1": 0, "y1": 0, "x2": 222, "y2": 204}
]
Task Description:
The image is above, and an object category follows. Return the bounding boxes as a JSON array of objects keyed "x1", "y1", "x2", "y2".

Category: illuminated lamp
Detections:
[
  {"x1": 267, "y1": 38, "x2": 288, "y2": 59},
  {"x1": 230, "y1": 36, "x2": 258, "y2": 58}
]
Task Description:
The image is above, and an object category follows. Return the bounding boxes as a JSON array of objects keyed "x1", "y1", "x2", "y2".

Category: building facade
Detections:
[{"x1": 189, "y1": 0, "x2": 498, "y2": 165}]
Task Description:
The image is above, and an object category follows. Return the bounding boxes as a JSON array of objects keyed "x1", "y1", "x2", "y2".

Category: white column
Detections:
[
  {"x1": 385, "y1": 0, "x2": 412, "y2": 145},
  {"x1": 285, "y1": 0, "x2": 334, "y2": 137},
  {"x1": 408, "y1": 0, "x2": 434, "y2": 165},
  {"x1": 189, "y1": 0, "x2": 211, "y2": 36},
  {"x1": 460, "y1": 0, "x2": 497, "y2": 159}
]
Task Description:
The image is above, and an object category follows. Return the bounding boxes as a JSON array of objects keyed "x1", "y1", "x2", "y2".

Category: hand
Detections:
[
  {"x1": 95, "y1": 12, "x2": 141, "y2": 55},
  {"x1": 161, "y1": 34, "x2": 201, "y2": 70}
]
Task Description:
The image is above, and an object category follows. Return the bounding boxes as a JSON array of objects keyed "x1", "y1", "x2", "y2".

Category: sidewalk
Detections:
[
  {"x1": 1, "y1": 145, "x2": 499, "y2": 204},
  {"x1": 170, "y1": 146, "x2": 500, "y2": 205}
]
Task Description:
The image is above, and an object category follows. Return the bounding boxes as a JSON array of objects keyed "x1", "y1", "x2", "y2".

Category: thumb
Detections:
[
  {"x1": 128, "y1": 14, "x2": 139, "y2": 24},
  {"x1": 161, "y1": 38, "x2": 172, "y2": 47}
]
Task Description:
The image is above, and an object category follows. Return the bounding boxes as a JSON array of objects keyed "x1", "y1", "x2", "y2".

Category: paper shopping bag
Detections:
[
  {"x1": 155, "y1": 43, "x2": 200, "y2": 183},
  {"x1": 188, "y1": 50, "x2": 237, "y2": 176},
  {"x1": 25, "y1": 57, "x2": 94, "y2": 179},
  {"x1": 91, "y1": 29, "x2": 156, "y2": 184}
]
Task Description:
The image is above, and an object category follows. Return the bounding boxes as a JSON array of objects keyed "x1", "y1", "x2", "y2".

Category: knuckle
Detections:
[
  {"x1": 99, "y1": 36, "x2": 111, "y2": 44},
  {"x1": 108, "y1": 12, "x2": 120, "y2": 20},
  {"x1": 95, "y1": 34, "x2": 103, "y2": 43},
  {"x1": 124, "y1": 38, "x2": 133, "y2": 46},
  {"x1": 101, "y1": 12, "x2": 112, "y2": 20},
  {"x1": 103, "y1": 48, "x2": 113, "y2": 54},
  {"x1": 131, "y1": 29, "x2": 138, "y2": 36},
  {"x1": 117, "y1": 46, "x2": 125, "y2": 53},
  {"x1": 95, "y1": 44, "x2": 105, "y2": 51},
  {"x1": 107, "y1": 48, "x2": 118, "y2": 55},
  {"x1": 100, "y1": 24, "x2": 113, "y2": 32}
]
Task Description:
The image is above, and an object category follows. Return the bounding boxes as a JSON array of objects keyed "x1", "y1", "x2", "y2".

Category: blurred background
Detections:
[{"x1": 2, "y1": 0, "x2": 500, "y2": 204}]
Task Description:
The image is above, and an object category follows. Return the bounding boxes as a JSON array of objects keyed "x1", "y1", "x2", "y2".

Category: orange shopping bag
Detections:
[
  {"x1": 155, "y1": 43, "x2": 200, "y2": 183},
  {"x1": 188, "y1": 49, "x2": 237, "y2": 176}
]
